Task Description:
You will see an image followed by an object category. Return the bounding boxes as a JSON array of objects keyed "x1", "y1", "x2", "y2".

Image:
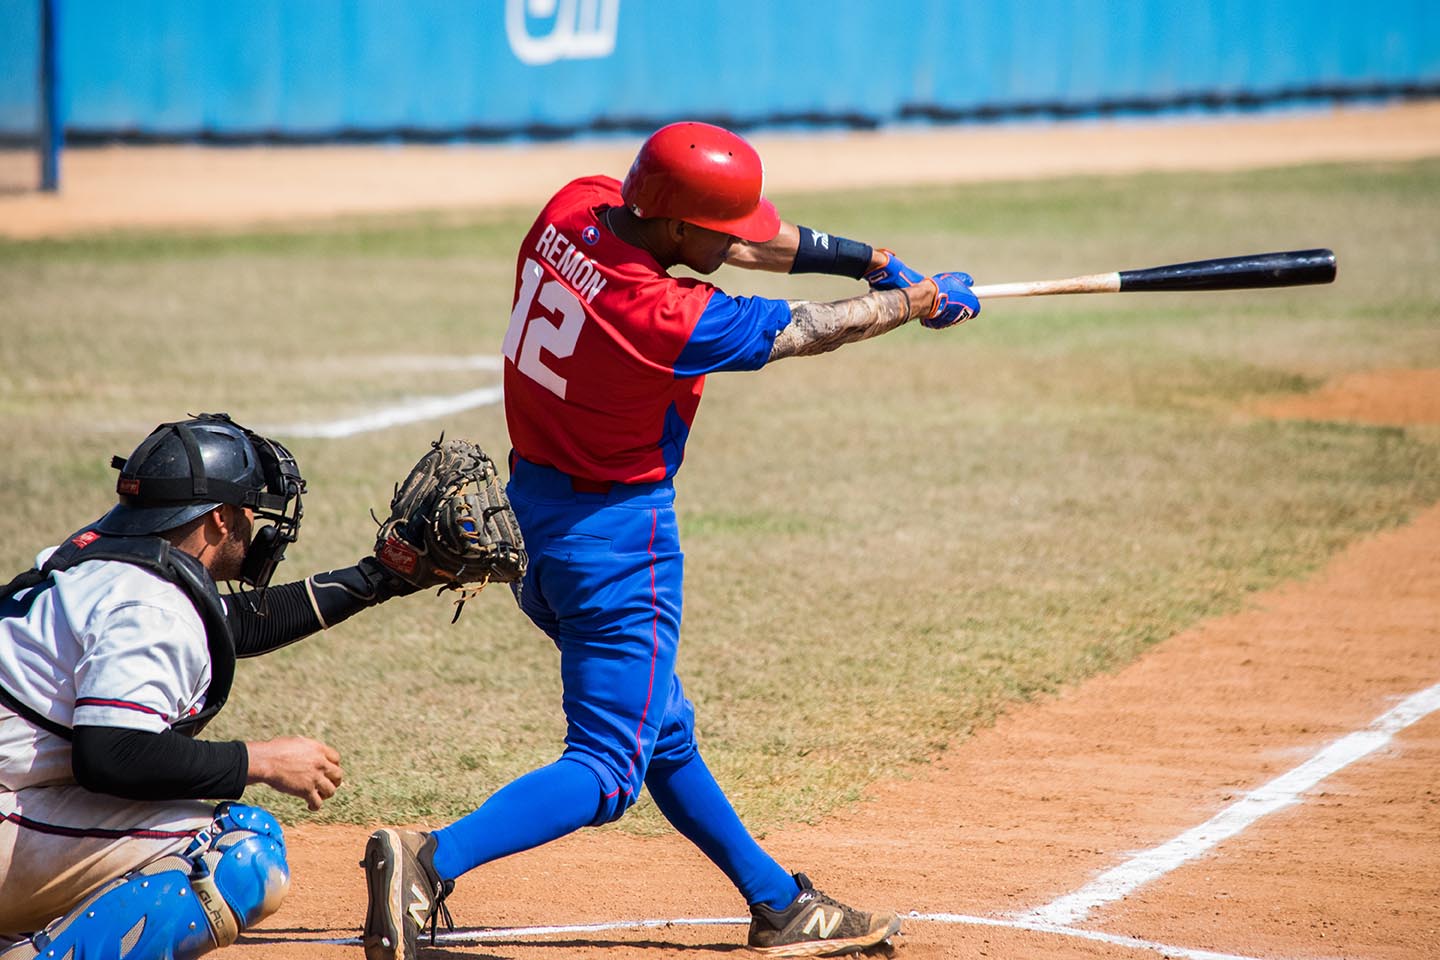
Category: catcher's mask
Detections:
[{"x1": 96, "y1": 413, "x2": 305, "y2": 598}]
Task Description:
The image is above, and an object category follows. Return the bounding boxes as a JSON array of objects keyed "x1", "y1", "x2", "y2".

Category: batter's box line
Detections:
[
  {"x1": 911, "y1": 913, "x2": 1285, "y2": 960},
  {"x1": 265, "y1": 354, "x2": 505, "y2": 440},
  {"x1": 305, "y1": 914, "x2": 1284, "y2": 960},
  {"x1": 295, "y1": 682, "x2": 1440, "y2": 960},
  {"x1": 1017, "y1": 679, "x2": 1440, "y2": 928},
  {"x1": 266, "y1": 385, "x2": 503, "y2": 439}
]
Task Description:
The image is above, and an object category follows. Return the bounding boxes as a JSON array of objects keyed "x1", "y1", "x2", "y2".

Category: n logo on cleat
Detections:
[
  {"x1": 406, "y1": 883, "x2": 432, "y2": 927},
  {"x1": 802, "y1": 906, "x2": 842, "y2": 939}
]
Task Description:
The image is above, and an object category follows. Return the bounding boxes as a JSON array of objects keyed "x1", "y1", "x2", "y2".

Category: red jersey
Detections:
[{"x1": 502, "y1": 176, "x2": 791, "y2": 484}]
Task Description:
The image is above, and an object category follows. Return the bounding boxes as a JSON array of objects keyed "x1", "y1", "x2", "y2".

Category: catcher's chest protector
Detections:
[{"x1": 0, "y1": 529, "x2": 236, "y2": 739}]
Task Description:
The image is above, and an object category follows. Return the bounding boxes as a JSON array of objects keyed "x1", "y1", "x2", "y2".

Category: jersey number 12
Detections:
[{"x1": 503, "y1": 258, "x2": 586, "y2": 399}]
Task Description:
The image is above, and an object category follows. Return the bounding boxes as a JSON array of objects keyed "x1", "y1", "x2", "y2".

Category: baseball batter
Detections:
[
  {"x1": 0, "y1": 414, "x2": 430, "y2": 958},
  {"x1": 362, "y1": 122, "x2": 979, "y2": 958}
]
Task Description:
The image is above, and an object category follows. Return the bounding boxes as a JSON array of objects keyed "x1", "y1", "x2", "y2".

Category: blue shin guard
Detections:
[
  {"x1": 191, "y1": 826, "x2": 289, "y2": 935},
  {"x1": 183, "y1": 802, "x2": 286, "y2": 859},
  {"x1": 14, "y1": 807, "x2": 290, "y2": 960},
  {"x1": 18, "y1": 855, "x2": 218, "y2": 960}
]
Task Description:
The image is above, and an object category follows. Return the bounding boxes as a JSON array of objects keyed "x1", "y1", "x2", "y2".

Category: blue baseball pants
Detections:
[{"x1": 429, "y1": 459, "x2": 797, "y2": 909}]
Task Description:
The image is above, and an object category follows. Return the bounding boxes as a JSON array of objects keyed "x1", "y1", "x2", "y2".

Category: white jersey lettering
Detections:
[
  {"x1": 568, "y1": 258, "x2": 596, "y2": 295},
  {"x1": 558, "y1": 245, "x2": 586, "y2": 282},
  {"x1": 545, "y1": 230, "x2": 570, "y2": 268},
  {"x1": 535, "y1": 222, "x2": 557, "y2": 259},
  {"x1": 536, "y1": 232, "x2": 606, "y2": 305},
  {"x1": 582, "y1": 272, "x2": 606, "y2": 303}
]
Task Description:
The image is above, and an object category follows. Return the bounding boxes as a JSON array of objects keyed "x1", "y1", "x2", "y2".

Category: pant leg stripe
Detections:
[
  {"x1": 621, "y1": 507, "x2": 663, "y2": 794},
  {"x1": 1, "y1": 810, "x2": 200, "y2": 841}
]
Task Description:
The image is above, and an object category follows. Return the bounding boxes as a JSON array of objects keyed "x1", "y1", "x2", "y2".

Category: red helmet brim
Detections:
[{"x1": 689, "y1": 196, "x2": 780, "y2": 244}]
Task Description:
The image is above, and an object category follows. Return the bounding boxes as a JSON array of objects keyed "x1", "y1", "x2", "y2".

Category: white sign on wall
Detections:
[{"x1": 506, "y1": 0, "x2": 621, "y2": 65}]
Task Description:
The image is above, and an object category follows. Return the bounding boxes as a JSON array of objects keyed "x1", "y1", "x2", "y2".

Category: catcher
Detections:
[{"x1": 0, "y1": 416, "x2": 521, "y2": 959}]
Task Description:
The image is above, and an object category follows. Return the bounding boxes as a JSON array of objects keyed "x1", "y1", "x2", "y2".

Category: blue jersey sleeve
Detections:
[{"x1": 673, "y1": 290, "x2": 792, "y2": 377}]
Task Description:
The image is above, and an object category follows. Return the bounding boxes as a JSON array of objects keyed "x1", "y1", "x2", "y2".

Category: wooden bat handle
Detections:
[{"x1": 970, "y1": 272, "x2": 1120, "y2": 299}]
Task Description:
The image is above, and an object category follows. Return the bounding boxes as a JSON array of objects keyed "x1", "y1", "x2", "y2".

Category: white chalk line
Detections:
[
  {"x1": 286, "y1": 680, "x2": 1440, "y2": 958},
  {"x1": 268, "y1": 386, "x2": 503, "y2": 439},
  {"x1": 305, "y1": 913, "x2": 1266, "y2": 960},
  {"x1": 266, "y1": 355, "x2": 504, "y2": 439},
  {"x1": 308, "y1": 917, "x2": 741, "y2": 946},
  {"x1": 1019, "y1": 679, "x2": 1440, "y2": 927},
  {"x1": 913, "y1": 913, "x2": 1269, "y2": 960}
]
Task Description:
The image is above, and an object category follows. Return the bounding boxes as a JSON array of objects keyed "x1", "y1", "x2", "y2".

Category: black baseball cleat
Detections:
[
  {"x1": 747, "y1": 873, "x2": 901, "y2": 957},
  {"x1": 361, "y1": 828, "x2": 455, "y2": 960}
]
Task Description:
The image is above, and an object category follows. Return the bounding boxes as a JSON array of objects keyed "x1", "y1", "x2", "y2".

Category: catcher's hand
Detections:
[{"x1": 374, "y1": 437, "x2": 527, "y2": 614}]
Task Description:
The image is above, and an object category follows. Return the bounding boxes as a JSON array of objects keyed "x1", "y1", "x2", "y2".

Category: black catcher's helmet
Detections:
[{"x1": 95, "y1": 413, "x2": 305, "y2": 591}]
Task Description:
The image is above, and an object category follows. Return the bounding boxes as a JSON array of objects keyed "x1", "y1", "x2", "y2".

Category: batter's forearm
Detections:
[
  {"x1": 727, "y1": 221, "x2": 891, "y2": 275},
  {"x1": 769, "y1": 286, "x2": 931, "y2": 361},
  {"x1": 727, "y1": 221, "x2": 802, "y2": 271},
  {"x1": 771, "y1": 292, "x2": 908, "y2": 359}
]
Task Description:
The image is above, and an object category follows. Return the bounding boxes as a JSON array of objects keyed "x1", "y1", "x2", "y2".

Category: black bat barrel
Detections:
[{"x1": 1118, "y1": 249, "x2": 1337, "y2": 292}]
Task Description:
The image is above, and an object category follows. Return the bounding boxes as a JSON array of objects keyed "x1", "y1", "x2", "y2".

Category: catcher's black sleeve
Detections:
[
  {"x1": 71, "y1": 725, "x2": 248, "y2": 801},
  {"x1": 226, "y1": 580, "x2": 322, "y2": 657},
  {"x1": 226, "y1": 558, "x2": 416, "y2": 658}
]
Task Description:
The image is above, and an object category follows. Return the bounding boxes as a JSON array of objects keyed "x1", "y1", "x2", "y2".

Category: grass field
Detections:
[{"x1": 1, "y1": 158, "x2": 1437, "y2": 832}]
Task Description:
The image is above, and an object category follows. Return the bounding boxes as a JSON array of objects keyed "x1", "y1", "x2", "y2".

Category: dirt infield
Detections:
[
  {"x1": 234, "y1": 372, "x2": 1440, "y2": 959},
  {"x1": 3, "y1": 101, "x2": 1440, "y2": 238},
  {"x1": 11, "y1": 105, "x2": 1440, "y2": 958},
  {"x1": 1254, "y1": 369, "x2": 1440, "y2": 426}
]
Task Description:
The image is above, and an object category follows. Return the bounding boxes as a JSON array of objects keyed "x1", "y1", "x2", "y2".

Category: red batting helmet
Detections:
[{"x1": 620, "y1": 122, "x2": 780, "y2": 243}]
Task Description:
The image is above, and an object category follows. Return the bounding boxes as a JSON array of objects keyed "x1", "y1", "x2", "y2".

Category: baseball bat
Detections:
[{"x1": 969, "y1": 248, "x2": 1336, "y2": 299}]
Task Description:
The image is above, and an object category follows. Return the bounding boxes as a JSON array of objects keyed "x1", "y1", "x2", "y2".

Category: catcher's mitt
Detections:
[{"x1": 374, "y1": 437, "x2": 527, "y2": 617}]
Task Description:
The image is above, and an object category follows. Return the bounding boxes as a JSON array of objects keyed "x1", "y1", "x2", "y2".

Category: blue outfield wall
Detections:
[
  {"x1": 2, "y1": 0, "x2": 1439, "y2": 141},
  {"x1": 0, "y1": 0, "x2": 40, "y2": 133}
]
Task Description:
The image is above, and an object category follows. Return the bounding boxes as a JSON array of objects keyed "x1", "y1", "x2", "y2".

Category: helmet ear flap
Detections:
[{"x1": 238, "y1": 522, "x2": 289, "y2": 591}]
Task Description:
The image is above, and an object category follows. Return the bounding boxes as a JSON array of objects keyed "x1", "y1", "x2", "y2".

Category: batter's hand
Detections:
[
  {"x1": 246, "y1": 736, "x2": 344, "y2": 811},
  {"x1": 922, "y1": 272, "x2": 981, "y2": 328},
  {"x1": 864, "y1": 249, "x2": 925, "y2": 290}
]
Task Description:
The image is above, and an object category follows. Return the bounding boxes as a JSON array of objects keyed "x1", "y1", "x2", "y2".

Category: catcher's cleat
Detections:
[
  {"x1": 747, "y1": 874, "x2": 901, "y2": 958},
  {"x1": 361, "y1": 828, "x2": 455, "y2": 960}
]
